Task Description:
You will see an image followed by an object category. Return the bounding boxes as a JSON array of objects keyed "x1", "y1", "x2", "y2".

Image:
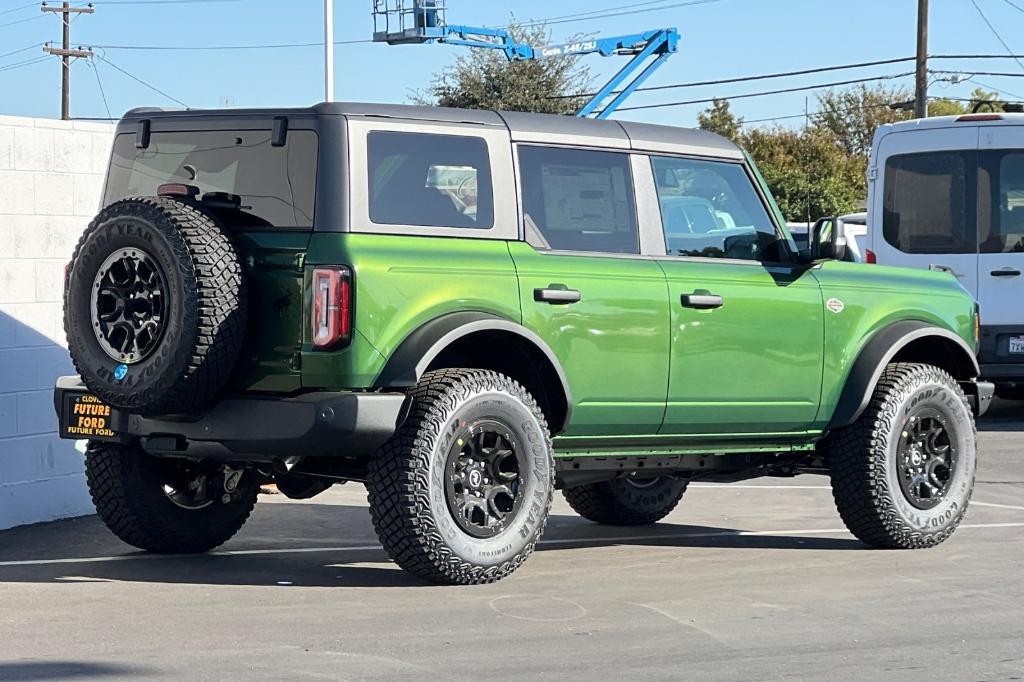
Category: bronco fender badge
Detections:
[{"x1": 826, "y1": 298, "x2": 846, "y2": 314}]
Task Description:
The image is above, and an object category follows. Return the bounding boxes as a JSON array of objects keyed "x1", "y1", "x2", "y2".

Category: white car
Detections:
[
  {"x1": 866, "y1": 112, "x2": 1024, "y2": 398},
  {"x1": 790, "y1": 214, "x2": 867, "y2": 262}
]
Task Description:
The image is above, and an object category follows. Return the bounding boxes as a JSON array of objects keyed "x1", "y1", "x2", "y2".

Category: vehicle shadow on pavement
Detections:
[
  {"x1": 0, "y1": 503, "x2": 864, "y2": 588},
  {"x1": 978, "y1": 398, "x2": 1024, "y2": 432},
  {"x1": 0, "y1": 661, "x2": 150, "y2": 680}
]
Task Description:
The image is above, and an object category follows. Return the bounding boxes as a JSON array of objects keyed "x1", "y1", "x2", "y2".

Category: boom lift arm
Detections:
[{"x1": 371, "y1": 1, "x2": 678, "y2": 119}]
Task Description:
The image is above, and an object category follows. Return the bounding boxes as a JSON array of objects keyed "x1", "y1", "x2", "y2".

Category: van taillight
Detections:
[
  {"x1": 312, "y1": 266, "x2": 352, "y2": 350},
  {"x1": 865, "y1": 249, "x2": 877, "y2": 264}
]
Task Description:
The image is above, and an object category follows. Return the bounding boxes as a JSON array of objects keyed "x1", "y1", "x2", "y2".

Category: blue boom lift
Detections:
[{"x1": 371, "y1": 0, "x2": 678, "y2": 119}]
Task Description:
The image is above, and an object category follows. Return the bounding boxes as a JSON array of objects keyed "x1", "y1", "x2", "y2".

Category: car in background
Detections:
[
  {"x1": 789, "y1": 213, "x2": 867, "y2": 262},
  {"x1": 865, "y1": 112, "x2": 1024, "y2": 399}
]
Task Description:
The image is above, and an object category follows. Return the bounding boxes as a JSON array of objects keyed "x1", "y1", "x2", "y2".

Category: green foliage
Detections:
[
  {"x1": 697, "y1": 99, "x2": 742, "y2": 142},
  {"x1": 413, "y1": 23, "x2": 594, "y2": 115}
]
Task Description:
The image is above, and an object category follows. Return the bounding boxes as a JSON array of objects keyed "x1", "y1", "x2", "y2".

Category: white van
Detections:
[{"x1": 867, "y1": 113, "x2": 1024, "y2": 398}]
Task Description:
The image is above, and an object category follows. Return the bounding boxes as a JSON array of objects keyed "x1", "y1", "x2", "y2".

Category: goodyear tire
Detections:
[
  {"x1": 563, "y1": 476, "x2": 688, "y2": 526},
  {"x1": 86, "y1": 442, "x2": 257, "y2": 553},
  {"x1": 367, "y1": 369, "x2": 555, "y2": 585},
  {"x1": 829, "y1": 363, "x2": 976, "y2": 549},
  {"x1": 64, "y1": 197, "x2": 246, "y2": 415}
]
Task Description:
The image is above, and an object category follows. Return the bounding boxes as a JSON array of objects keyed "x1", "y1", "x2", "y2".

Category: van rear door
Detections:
[
  {"x1": 870, "y1": 126, "x2": 979, "y2": 296},
  {"x1": 978, "y1": 126, "x2": 1024, "y2": 330}
]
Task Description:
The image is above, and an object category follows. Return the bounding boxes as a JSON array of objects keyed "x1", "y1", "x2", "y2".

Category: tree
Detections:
[
  {"x1": 414, "y1": 23, "x2": 594, "y2": 115},
  {"x1": 697, "y1": 98, "x2": 742, "y2": 142}
]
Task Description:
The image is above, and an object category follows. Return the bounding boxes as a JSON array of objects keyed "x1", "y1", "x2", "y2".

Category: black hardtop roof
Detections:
[{"x1": 121, "y1": 101, "x2": 744, "y2": 160}]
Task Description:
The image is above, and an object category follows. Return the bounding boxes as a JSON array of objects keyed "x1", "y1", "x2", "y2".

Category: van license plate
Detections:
[
  {"x1": 61, "y1": 393, "x2": 119, "y2": 441},
  {"x1": 1010, "y1": 336, "x2": 1024, "y2": 354}
]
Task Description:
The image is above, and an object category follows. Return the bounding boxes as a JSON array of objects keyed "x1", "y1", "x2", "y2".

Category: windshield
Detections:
[{"x1": 104, "y1": 128, "x2": 318, "y2": 229}]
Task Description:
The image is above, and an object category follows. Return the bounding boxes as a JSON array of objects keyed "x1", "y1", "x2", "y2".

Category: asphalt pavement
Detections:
[{"x1": 0, "y1": 401, "x2": 1022, "y2": 681}]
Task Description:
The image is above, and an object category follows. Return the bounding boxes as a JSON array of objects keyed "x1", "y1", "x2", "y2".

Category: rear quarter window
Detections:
[
  {"x1": 104, "y1": 129, "x2": 318, "y2": 229},
  {"x1": 882, "y1": 150, "x2": 975, "y2": 254}
]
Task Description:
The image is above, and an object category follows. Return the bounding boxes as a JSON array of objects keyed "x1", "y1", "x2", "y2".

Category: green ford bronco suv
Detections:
[{"x1": 55, "y1": 103, "x2": 993, "y2": 584}]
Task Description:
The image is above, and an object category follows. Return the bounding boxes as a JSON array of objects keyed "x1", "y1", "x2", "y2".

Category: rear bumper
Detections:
[
  {"x1": 979, "y1": 325, "x2": 1024, "y2": 382},
  {"x1": 53, "y1": 376, "x2": 409, "y2": 462},
  {"x1": 960, "y1": 379, "x2": 995, "y2": 418}
]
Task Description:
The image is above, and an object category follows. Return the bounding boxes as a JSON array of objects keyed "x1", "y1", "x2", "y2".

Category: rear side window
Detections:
[
  {"x1": 980, "y1": 150, "x2": 1024, "y2": 253},
  {"x1": 367, "y1": 131, "x2": 494, "y2": 229},
  {"x1": 518, "y1": 146, "x2": 638, "y2": 254},
  {"x1": 651, "y1": 155, "x2": 782, "y2": 261},
  {"x1": 104, "y1": 129, "x2": 318, "y2": 229},
  {"x1": 883, "y1": 151, "x2": 975, "y2": 254}
]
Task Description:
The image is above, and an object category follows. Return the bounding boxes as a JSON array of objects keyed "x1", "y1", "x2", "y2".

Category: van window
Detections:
[
  {"x1": 518, "y1": 146, "x2": 638, "y2": 254},
  {"x1": 980, "y1": 151, "x2": 1024, "y2": 253},
  {"x1": 883, "y1": 151, "x2": 975, "y2": 254},
  {"x1": 368, "y1": 131, "x2": 493, "y2": 229},
  {"x1": 651, "y1": 156, "x2": 782, "y2": 261},
  {"x1": 104, "y1": 129, "x2": 318, "y2": 229}
]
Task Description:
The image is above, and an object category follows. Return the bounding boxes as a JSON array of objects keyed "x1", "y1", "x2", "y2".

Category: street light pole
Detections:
[{"x1": 325, "y1": 0, "x2": 335, "y2": 101}]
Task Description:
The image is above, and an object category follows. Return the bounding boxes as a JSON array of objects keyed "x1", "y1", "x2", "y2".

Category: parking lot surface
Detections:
[{"x1": 1, "y1": 401, "x2": 1022, "y2": 681}]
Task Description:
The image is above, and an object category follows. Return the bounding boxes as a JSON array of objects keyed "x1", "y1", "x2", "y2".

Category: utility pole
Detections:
[
  {"x1": 324, "y1": 0, "x2": 334, "y2": 101},
  {"x1": 42, "y1": 2, "x2": 94, "y2": 120},
  {"x1": 914, "y1": 0, "x2": 929, "y2": 119}
]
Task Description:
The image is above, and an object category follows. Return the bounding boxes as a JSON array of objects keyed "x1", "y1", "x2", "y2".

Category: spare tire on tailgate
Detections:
[{"x1": 64, "y1": 196, "x2": 246, "y2": 416}]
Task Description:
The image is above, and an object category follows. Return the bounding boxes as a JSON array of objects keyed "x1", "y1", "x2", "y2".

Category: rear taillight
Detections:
[
  {"x1": 311, "y1": 266, "x2": 352, "y2": 350},
  {"x1": 865, "y1": 249, "x2": 877, "y2": 264}
]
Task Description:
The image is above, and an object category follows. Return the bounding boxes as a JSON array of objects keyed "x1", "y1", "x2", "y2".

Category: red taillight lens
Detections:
[
  {"x1": 311, "y1": 266, "x2": 352, "y2": 350},
  {"x1": 865, "y1": 249, "x2": 877, "y2": 264}
]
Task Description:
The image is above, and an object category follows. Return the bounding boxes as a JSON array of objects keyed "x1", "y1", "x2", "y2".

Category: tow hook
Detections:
[{"x1": 221, "y1": 465, "x2": 244, "y2": 504}]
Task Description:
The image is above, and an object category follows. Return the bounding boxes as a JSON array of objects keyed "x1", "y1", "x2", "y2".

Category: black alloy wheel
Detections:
[
  {"x1": 91, "y1": 248, "x2": 168, "y2": 365},
  {"x1": 896, "y1": 410, "x2": 957, "y2": 510},
  {"x1": 444, "y1": 419, "x2": 528, "y2": 538}
]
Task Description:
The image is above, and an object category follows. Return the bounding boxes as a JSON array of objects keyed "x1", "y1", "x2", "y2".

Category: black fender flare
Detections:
[
  {"x1": 828, "y1": 320, "x2": 980, "y2": 429},
  {"x1": 375, "y1": 311, "x2": 573, "y2": 432}
]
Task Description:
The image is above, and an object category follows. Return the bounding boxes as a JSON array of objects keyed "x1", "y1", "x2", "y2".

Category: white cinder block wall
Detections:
[{"x1": 0, "y1": 115, "x2": 115, "y2": 530}]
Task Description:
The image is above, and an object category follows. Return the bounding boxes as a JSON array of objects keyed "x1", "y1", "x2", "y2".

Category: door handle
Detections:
[
  {"x1": 534, "y1": 287, "x2": 581, "y2": 305},
  {"x1": 681, "y1": 293, "x2": 724, "y2": 310},
  {"x1": 990, "y1": 268, "x2": 1022, "y2": 277},
  {"x1": 929, "y1": 264, "x2": 965, "y2": 279}
]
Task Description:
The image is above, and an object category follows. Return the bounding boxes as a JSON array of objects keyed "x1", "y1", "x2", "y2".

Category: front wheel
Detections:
[
  {"x1": 86, "y1": 442, "x2": 258, "y2": 553},
  {"x1": 828, "y1": 363, "x2": 976, "y2": 549},
  {"x1": 366, "y1": 369, "x2": 555, "y2": 585},
  {"x1": 563, "y1": 476, "x2": 688, "y2": 526}
]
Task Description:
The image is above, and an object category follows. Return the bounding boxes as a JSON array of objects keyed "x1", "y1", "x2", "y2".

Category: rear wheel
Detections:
[
  {"x1": 828, "y1": 363, "x2": 976, "y2": 549},
  {"x1": 85, "y1": 442, "x2": 257, "y2": 553},
  {"x1": 563, "y1": 476, "x2": 688, "y2": 526},
  {"x1": 367, "y1": 369, "x2": 554, "y2": 585}
]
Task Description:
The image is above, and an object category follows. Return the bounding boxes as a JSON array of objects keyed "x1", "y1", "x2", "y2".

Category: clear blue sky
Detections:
[{"x1": 3, "y1": 0, "x2": 1024, "y2": 127}]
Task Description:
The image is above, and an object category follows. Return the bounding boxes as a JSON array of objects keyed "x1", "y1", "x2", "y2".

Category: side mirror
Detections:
[{"x1": 811, "y1": 217, "x2": 848, "y2": 261}]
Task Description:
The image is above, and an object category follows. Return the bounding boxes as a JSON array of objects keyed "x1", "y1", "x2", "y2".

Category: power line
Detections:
[
  {"x1": 0, "y1": 2, "x2": 39, "y2": 15},
  {"x1": 518, "y1": 0, "x2": 728, "y2": 28},
  {"x1": 89, "y1": 37, "x2": 371, "y2": 50},
  {"x1": 551, "y1": 56, "x2": 918, "y2": 99},
  {"x1": 0, "y1": 42, "x2": 44, "y2": 61},
  {"x1": 0, "y1": 56, "x2": 50, "y2": 73},
  {"x1": 970, "y1": 0, "x2": 1024, "y2": 73},
  {"x1": 90, "y1": 0, "x2": 258, "y2": 4},
  {"x1": 95, "y1": 54, "x2": 189, "y2": 107},
  {"x1": 616, "y1": 71, "x2": 916, "y2": 112},
  {"x1": 0, "y1": 13, "x2": 43, "y2": 29},
  {"x1": 510, "y1": 0, "x2": 717, "y2": 28},
  {"x1": 88, "y1": 56, "x2": 113, "y2": 121}
]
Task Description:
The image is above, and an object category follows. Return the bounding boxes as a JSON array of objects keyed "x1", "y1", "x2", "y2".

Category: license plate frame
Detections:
[
  {"x1": 1010, "y1": 336, "x2": 1024, "y2": 355},
  {"x1": 60, "y1": 392, "x2": 119, "y2": 441}
]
